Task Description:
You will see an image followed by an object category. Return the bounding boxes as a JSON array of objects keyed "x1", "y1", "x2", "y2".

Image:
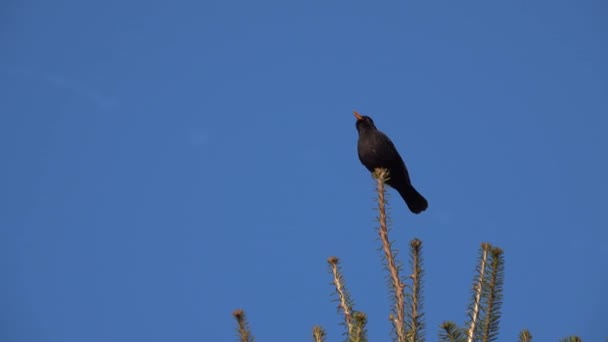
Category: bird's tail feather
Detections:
[{"x1": 399, "y1": 185, "x2": 428, "y2": 214}]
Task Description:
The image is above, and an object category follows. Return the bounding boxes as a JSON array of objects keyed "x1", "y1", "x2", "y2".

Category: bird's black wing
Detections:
[
  {"x1": 374, "y1": 131, "x2": 412, "y2": 182},
  {"x1": 375, "y1": 132, "x2": 406, "y2": 167}
]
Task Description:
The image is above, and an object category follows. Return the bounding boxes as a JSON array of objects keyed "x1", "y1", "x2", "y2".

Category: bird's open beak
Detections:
[{"x1": 353, "y1": 111, "x2": 363, "y2": 120}]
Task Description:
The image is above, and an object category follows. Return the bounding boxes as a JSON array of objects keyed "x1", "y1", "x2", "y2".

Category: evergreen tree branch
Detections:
[
  {"x1": 351, "y1": 312, "x2": 369, "y2": 342},
  {"x1": 373, "y1": 168, "x2": 407, "y2": 342},
  {"x1": 439, "y1": 321, "x2": 467, "y2": 342},
  {"x1": 312, "y1": 326, "x2": 326, "y2": 342},
  {"x1": 327, "y1": 256, "x2": 355, "y2": 337},
  {"x1": 518, "y1": 330, "x2": 532, "y2": 342},
  {"x1": 466, "y1": 243, "x2": 491, "y2": 342},
  {"x1": 232, "y1": 309, "x2": 254, "y2": 342},
  {"x1": 481, "y1": 247, "x2": 504, "y2": 342},
  {"x1": 559, "y1": 337, "x2": 582, "y2": 342},
  {"x1": 407, "y1": 238, "x2": 425, "y2": 342}
]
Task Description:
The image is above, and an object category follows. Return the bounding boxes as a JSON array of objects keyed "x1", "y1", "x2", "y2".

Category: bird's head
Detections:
[{"x1": 353, "y1": 111, "x2": 377, "y2": 131}]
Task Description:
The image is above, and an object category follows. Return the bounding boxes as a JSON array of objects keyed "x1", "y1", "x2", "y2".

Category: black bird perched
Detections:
[{"x1": 353, "y1": 111, "x2": 428, "y2": 214}]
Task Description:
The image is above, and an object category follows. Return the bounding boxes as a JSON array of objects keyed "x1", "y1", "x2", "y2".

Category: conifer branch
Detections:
[
  {"x1": 407, "y1": 238, "x2": 425, "y2": 342},
  {"x1": 327, "y1": 256, "x2": 355, "y2": 336},
  {"x1": 439, "y1": 321, "x2": 466, "y2": 342},
  {"x1": 232, "y1": 309, "x2": 254, "y2": 342},
  {"x1": 352, "y1": 312, "x2": 368, "y2": 342},
  {"x1": 373, "y1": 168, "x2": 407, "y2": 342},
  {"x1": 466, "y1": 243, "x2": 491, "y2": 342},
  {"x1": 312, "y1": 326, "x2": 326, "y2": 342},
  {"x1": 559, "y1": 337, "x2": 582, "y2": 342},
  {"x1": 481, "y1": 247, "x2": 504, "y2": 342},
  {"x1": 518, "y1": 330, "x2": 532, "y2": 342}
]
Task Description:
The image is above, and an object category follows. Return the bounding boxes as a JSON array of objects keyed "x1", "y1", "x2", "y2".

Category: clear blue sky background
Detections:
[{"x1": 1, "y1": 1, "x2": 606, "y2": 341}]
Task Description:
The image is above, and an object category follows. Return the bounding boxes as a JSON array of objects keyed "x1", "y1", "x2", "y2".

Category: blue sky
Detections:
[{"x1": 1, "y1": 1, "x2": 607, "y2": 341}]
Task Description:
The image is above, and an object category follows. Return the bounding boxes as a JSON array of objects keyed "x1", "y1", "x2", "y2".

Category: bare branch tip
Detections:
[
  {"x1": 327, "y1": 256, "x2": 340, "y2": 265},
  {"x1": 232, "y1": 309, "x2": 245, "y2": 320},
  {"x1": 492, "y1": 247, "x2": 504, "y2": 256},
  {"x1": 410, "y1": 238, "x2": 422, "y2": 248}
]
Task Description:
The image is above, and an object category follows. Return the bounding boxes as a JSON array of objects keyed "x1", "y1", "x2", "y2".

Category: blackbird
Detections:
[{"x1": 354, "y1": 111, "x2": 428, "y2": 214}]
